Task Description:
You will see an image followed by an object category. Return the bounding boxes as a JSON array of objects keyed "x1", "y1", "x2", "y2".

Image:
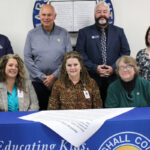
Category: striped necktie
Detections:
[{"x1": 101, "y1": 29, "x2": 107, "y2": 64}]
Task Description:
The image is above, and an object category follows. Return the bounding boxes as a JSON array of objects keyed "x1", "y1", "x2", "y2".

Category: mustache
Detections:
[{"x1": 95, "y1": 16, "x2": 109, "y2": 22}]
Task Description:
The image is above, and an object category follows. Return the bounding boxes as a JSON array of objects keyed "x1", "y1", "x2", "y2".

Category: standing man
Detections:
[
  {"x1": 0, "y1": 34, "x2": 13, "y2": 58},
  {"x1": 24, "y1": 4, "x2": 72, "y2": 110},
  {"x1": 76, "y1": 2, "x2": 130, "y2": 104}
]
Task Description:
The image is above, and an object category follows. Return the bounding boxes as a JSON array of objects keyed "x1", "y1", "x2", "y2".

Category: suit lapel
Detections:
[
  {"x1": 107, "y1": 24, "x2": 114, "y2": 52},
  {"x1": 0, "y1": 82, "x2": 8, "y2": 111},
  {"x1": 91, "y1": 25, "x2": 101, "y2": 50}
]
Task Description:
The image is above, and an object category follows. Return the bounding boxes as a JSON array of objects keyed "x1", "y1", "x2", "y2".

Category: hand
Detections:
[
  {"x1": 97, "y1": 65, "x2": 113, "y2": 77},
  {"x1": 104, "y1": 65, "x2": 113, "y2": 77},
  {"x1": 97, "y1": 65, "x2": 107, "y2": 77},
  {"x1": 43, "y1": 74, "x2": 55, "y2": 88}
]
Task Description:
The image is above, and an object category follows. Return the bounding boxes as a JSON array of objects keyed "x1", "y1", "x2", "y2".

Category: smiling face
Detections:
[
  {"x1": 5, "y1": 58, "x2": 18, "y2": 80},
  {"x1": 40, "y1": 4, "x2": 56, "y2": 31},
  {"x1": 118, "y1": 61, "x2": 135, "y2": 82},
  {"x1": 65, "y1": 58, "x2": 81, "y2": 80},
  {"x1": 95, "y1": 4, "x2": 110, "y2": 27}
]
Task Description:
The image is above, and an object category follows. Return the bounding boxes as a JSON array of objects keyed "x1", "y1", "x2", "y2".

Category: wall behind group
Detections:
[{"x1": 0, "y1": 0, "x2": 150, "y2": 59}]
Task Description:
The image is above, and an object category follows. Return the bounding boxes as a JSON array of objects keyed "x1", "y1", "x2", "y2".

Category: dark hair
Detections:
[
  {"x1": 145, "y1": 26, "x2": 150, "y2": 47},
  {"x1": 58, "y1": 51, "x2": 91, "y2": 88}
]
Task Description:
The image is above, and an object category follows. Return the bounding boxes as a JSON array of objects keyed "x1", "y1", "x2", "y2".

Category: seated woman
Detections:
[
  {"x1": 105, "y1": 56, "x2": 150, "y2": 108},
  {"x1": 49, "y1": 51, "x2": 102, "y2": 110},
  {"x1": 0, "y1": 54, "x2": 39, "y2": 111},
  {"x1": 136, "y1": 26, "x2": 150, "y2": 81}
]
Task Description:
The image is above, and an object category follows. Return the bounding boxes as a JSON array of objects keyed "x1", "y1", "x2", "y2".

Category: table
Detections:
[{"x1": 0, "y1": 107, "x2": 150, "y2": 150}]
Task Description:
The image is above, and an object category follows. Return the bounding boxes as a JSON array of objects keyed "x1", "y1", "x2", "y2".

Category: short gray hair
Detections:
[{"x1": 95, "y1": 1, "x2": 110, "y2": 13}]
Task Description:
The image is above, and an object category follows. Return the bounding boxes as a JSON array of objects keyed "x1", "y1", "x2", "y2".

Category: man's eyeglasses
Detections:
[{"x1": 119, "y1": 65, "x2": 133, "y2": 71}]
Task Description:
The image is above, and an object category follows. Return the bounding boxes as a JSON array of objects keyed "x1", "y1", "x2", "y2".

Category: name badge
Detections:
[
  {"x1": 91, "y1": 35, "x2": 99, "y2": 39},
  {"x1": 0, "y1": 45, "x2": 3, "y2": 49},
  {"x1": 17, "y1": 89, "x2": 24, "y2": 98},
  {"x1": 83, "y1": 90, "x2": 90, "y2": 99}
]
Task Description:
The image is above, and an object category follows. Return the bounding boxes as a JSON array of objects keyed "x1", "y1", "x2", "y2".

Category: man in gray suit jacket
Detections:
[{"x1": 76, "y1": 1, "x2": 130, "y2": 104}]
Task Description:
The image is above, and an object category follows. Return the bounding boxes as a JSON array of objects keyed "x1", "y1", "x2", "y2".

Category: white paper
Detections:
[
  {"x1": 20, "y1": 108, "x2": 133, "y2": 147},
  {"x1": 52, "y1": 2, "x2": 74, "y2": 31},
  {"x1": 51, "y1": 1, "x2": 96, "y2": 32},
  {"x1": 74, "y1": 1, "x2": 95, "y2": 31}
]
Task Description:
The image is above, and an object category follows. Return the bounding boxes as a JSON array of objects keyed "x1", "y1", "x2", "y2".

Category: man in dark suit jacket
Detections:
[
  {"x1": 0, "y1": 34, "x2": 13, "y2": 58},
  {"x1": 76, "y1": 1, "x2": 130, "y2": 104}
]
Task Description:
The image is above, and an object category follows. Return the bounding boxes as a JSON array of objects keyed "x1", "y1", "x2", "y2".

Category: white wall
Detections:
[
  {"x1": 0, "y1": 0, "x2": 35, "y2": 57},
  {"x1": 112, "y1": 0, "x2": 150, "y2": 57},
  {"x1": 0, "y1": 0, "x2": 150, "y2": 58}
]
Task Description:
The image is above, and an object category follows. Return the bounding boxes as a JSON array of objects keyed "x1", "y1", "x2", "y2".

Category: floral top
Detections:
[
  {"x1": 49, "y1": 78, "x2": 103, "y2": 110},
  {"x1": 136, "y1": 49, "x2": 150, "y2": 81}
]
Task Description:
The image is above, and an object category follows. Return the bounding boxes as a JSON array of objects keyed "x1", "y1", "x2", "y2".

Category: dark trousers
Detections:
[
  {"x1": 32, "y1": 81, "x2": 51, "y2": 110},
  {"x1": 89, "y1": 72, "x2": 117, "y2": 107},
  {"x1": 99, "y1": 78, "x2": 109, "y2": 103}
]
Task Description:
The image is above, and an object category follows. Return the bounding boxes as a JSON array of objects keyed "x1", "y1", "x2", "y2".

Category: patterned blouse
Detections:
[
  {"x1": 136, "y1": 49, "x2": 150, "y2": 81},
  {"x1": 49, "y1": 78, "x2": 103, "y2": 110}
]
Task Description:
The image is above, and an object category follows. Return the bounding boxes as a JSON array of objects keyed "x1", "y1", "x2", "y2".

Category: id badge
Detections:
[
  {"x1": 83, "y1": 90, "x2": 90, "y2": 99},
  {"x1": 17, "y1": 89, "x2": 24, "y2": 98}
]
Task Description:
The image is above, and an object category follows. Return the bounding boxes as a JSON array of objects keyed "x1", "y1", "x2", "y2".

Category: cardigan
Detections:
[
  {"x1": 0, "y1": 80, "x2": 39, "y2": 111},
  {"x1": 105, "y1": 77, "x2": 150, "y2": 108}
]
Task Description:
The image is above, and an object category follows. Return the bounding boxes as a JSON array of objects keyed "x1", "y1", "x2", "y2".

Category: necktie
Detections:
[{"x1": 101, "y1": 29, "x2": 107, "y2": 64}]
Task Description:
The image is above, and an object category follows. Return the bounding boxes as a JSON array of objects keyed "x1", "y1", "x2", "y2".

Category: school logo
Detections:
[
  {"x1": 99, "y1": 131, "x2": 150, "y2": 150},
  {"x1": 33, "y1": 0, "x2": 48, "y2": 28},
  {"x1": 33, "y1": 0, "x2": 114, "y2": 28}
]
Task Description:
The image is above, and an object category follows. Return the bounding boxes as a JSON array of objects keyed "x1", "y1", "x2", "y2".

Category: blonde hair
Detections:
[{"x1": 116, "y1": 56, "x2": 139, "y2": 76}]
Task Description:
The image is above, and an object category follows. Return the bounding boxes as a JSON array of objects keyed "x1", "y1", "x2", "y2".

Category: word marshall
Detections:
[{"x1": 99, "y1": 131, "x2": 150, "y2": 150}]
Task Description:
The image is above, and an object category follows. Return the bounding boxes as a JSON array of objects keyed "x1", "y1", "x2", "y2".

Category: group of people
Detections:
[{"x1": 1, "y1": 1, "x2": 150, "y2": 112}]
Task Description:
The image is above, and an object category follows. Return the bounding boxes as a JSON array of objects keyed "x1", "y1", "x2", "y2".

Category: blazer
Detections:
[
  {"x1": 0, "y1": 34, "x2": 14, "y2": 58},
  {"x1": 76, "y1": 24, "x2": 130, "y2": 72},
  {"x1": 0, "y1": 80, "x2": 39, "y2": 111}
]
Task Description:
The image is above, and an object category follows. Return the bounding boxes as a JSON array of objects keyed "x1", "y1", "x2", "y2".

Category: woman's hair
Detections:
[
  {"x1": 0, "y1": 54, "x2": 26, "y2": 91},
  {"x1": 58, "y1": 51, "x2": 91, "y2": 88},
  {"x1": 145, "y1": 26, "x2": 150, "y2": 47},
  {"x1": 116, "y1": 55, "x2": 139, "y2": 76}
]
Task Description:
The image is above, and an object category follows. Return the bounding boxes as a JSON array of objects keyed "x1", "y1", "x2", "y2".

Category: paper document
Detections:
[
  {"x1": 20, "y1": 108, "x2": 133, "y2": 147},
  {"x1": 51, "y1": 1, "x2": 96, "y2": 32}
]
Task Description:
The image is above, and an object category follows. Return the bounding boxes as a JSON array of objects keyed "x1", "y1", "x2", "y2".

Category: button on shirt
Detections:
[{"x1": 7, "y1": 85, "x2": 19, "y2": 112}]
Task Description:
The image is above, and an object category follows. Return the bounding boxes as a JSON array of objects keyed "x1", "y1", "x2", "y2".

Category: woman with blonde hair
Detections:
[
  {"x1": 105, "y1": 56, "x2": 150, "y2": 108},
  {"x1": 49, "y1": 51, "x2": 102, "y2": 109},
  {"x1": 0, "y1": 54, "x2": 39, "y2": 111}
]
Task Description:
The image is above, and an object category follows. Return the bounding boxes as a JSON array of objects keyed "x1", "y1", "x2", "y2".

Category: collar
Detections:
[
  {"x1": 120, "y1": 76, "x2": 136, "y2": 94},
  {"x1": 95, "y1": 23, "x2": 109, "y2": 32},
  {"x1": 41, "y1": 23, "x2": 55, "y2": 33}
]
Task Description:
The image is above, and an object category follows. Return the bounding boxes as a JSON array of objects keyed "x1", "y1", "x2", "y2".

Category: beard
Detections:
[{"x1": 95, "y1": 16, "x2": 109, "y2": 27}]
